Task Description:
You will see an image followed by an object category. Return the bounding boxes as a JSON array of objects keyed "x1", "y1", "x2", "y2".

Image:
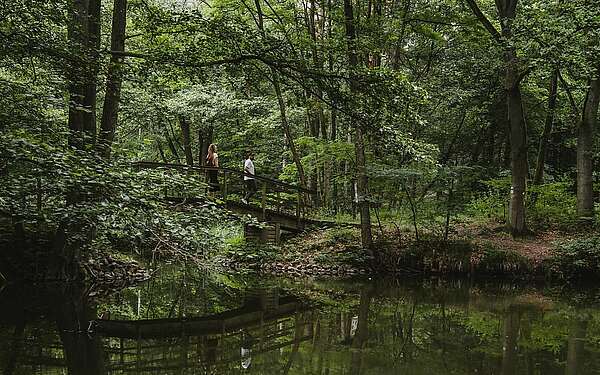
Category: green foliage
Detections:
[
  {"x1": 223, "y1": 238, "x2": 279, "y2": 264},
  {"x1": 528, "y1": 182, "x2": 578, "y2": 229},
  {"x1": 546, "y1": 237, "x2": 600, "y2": 280},
  {"x1": 465, "y1": 176, "x2": 511, "y2": 221},
  {"x1": 467, "y1": 178, "x2": 580, "y2": 230}
]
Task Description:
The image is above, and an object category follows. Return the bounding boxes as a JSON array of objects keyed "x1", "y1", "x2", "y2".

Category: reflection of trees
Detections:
[
  {"x1": 349, "y1": 287, "x2": 372, "y2": 375},
  {"x1": 501, "y1": 305, "x2": 521, "y2": 375},
  {"x1": 3, "y1": 320, "x2": 25, "y2": 375},
  {"x1": 54, "y1": 285, "x2": 107, "y2": 375},
  {"x1": 566, "y1": 314, "x2": 590, "y2": 375},
  {"x1": 0, "y1": 284, "x2": 107, "y2": 375},
  {"x1": 5, "y1": 275, "x2": 600, "y2": 375}
]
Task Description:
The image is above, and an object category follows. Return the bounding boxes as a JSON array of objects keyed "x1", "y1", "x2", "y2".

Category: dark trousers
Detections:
[{"x1": 244, "y1": 179, "x2": 257, "y2": 201}]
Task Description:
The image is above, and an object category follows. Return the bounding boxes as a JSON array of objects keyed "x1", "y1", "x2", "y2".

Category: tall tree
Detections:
[
  {"x1": 577, "y1": 71, "x2": 600, "y2": 222},
  {"x1": 465, "y1": 0, "x2": 529, "y2": 236},
  {"x1": 533, "y1": 68, "x2": 559, "y2": 185},
  {"x1": 99, "y1": 0, "x2": 128, "y2": 159},
  {"x1": 344, "y1": 0, "x2": 373, "y2": 250},
  {"x1": 83, "y1": 0, "x2": 101, "y2": 144},
  {"x1": 67, "y1": 0, "x2": 96, "y2": 149}
]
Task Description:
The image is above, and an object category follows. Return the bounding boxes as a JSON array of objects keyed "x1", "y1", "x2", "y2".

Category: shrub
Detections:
[
  {"x1": 527, "y1": 182, "x2": 578, "y2": 230},
  {"x1": 466, "y1": 177, "x2": 510, "y2": 221},
  {"x1": 545, "y1": 236, "x2": 600, "y2": 280}
]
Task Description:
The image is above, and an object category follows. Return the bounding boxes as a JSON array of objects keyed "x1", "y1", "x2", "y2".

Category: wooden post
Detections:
[{"x1": 261, "y1": 181, "x2": 267, "y2": 221}]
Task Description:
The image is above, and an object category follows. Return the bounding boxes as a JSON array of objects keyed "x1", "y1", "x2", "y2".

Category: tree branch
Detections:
[
  {"x1": 463, "y1": 0, "x2": 502, "y2": 44},
  {"x1": 106, "y1": 50, "x2": 263, "y2": 68}
]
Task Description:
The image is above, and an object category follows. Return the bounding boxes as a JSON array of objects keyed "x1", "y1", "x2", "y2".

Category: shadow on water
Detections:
[{"x1": 1, "y1": 265, "x2": 600, "y2": 374}]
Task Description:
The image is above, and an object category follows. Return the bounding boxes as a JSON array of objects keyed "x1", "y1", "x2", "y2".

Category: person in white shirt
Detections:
[{"x1": 242, "y1": 151, "x2": 256, "y2": 204}]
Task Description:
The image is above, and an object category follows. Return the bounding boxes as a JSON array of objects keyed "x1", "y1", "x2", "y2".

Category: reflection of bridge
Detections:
[
  {"x1": 95, "y1": 295, "x2": 301, "y2": 339},
  {"x1": 134, "y1": 162, "x2": 334, "y2": 236},
  {"x1": 94, "y1": 292, "x2": 312, "y2": 373},
  {"x1": 0, "y1": 286, "x2": 313, "y2": 374}
]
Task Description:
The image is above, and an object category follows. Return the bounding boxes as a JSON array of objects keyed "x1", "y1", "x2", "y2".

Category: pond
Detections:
[{"x1": 1, "y1": 265, "x2": 599, "y2": 374}]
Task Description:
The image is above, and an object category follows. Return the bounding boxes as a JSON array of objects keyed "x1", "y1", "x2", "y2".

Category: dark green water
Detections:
[{"x1": 1, "y1": 265, "x2": 600, "y2": 374}]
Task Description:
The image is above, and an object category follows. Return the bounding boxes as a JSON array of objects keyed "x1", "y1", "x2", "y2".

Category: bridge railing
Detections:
[{"x1": 132, "y1": 161, "x2": 317, "y2": 221}]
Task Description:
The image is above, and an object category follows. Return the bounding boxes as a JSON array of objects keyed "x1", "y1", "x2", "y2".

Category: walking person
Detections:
[
  {"x1": 206, "y1": 143, "x2": 219, "y2": 192},
  {"x1": 242, "y1": 151, "x2": 256, "y2": 204}
]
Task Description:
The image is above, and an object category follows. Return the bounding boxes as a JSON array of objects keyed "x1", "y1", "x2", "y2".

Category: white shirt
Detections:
[{"x1": 244, "y1": 159, "x2": 255, "y2": 180}]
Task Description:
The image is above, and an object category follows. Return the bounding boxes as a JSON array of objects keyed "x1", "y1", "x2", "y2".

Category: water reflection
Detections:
[{"x1": 1, "y1": 271, "x2": 600, "y2": 375}]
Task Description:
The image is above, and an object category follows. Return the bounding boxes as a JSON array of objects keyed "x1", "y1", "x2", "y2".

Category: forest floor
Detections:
[
  {"x1": 223, "y1": 219, "x2": 593, "y2": 280},
  {"x1": 458, "y1": 221, "x2": 565, "y2": 267}
]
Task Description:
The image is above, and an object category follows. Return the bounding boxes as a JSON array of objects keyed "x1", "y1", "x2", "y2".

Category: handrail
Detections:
[{"x1": 132, "y1": 161, "x2": 316, "y2": 194}]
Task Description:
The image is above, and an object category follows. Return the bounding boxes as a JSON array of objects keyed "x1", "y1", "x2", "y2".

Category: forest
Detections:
[
  {"x1": 2, "y1": 1, "x2": 600, "y2": 374},
  {"x1": 1, "y1": 0, "x2": 600, "y2": 280}
]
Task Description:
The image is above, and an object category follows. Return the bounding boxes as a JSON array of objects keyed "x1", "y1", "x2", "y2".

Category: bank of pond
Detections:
[{"x1": 1, "y1": 264, "x2": 600, "y2": 374}]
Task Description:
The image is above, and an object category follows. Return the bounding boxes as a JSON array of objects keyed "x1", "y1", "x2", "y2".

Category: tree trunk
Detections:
[
  {"x1": 506, "y1": 50, "x2": 529, "y2": 236},
  {"x1": 198, "y1": 126, "x2": 213, "y2": 166},
  {"x1": 157, "y1": 140, "x2": 168, "y2": 163},
  {"x1": 82, "y1": 0, "x2": 101, "y2": 145},
  {"x1": 533, "y1": 68, "x2": 558, "y2": 185},
  {"x1": 577, "y1": 74, "x2": 600, "y2": 222},
  {"x1": 55, "y1": 287, "x2": 107, "y2": 375},
  {"x1": 179, "y1": 116, "x2": 194, "y2": 167},
  {"x1": 164, "y1": 130, "x2": 180, "y2": 162},
  {"x1": 273, "y1": 75, "x2": 308, "y2": 188},
  {"x1": 67, "y1": 0, "x2": 91, "y2": 150},
  {"x1": 343, "y1": 0, "x2": 372, "y2": 250},
  {"x1": 99, "y1": 0, "x2": 127, "y2": 159},
  {"x1": 499, "y1": 1, "x2": 529, "y2": 237}
]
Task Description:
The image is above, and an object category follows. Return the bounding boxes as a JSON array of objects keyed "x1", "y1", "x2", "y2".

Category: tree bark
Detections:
[
  {"x1": 344, "y1": 0, "x2": 373, "y2": 250},
  {"x1": 533, "y1": 68, "x2": 559, "y2": 185},
  {"x1": 99, "y1": 0, "x2": 128, "y2": 160},
  {"x1": 179, "y1": 116, "x2": 194, "y2": 167},
  {"x1": 577, "y1": 73, "x2": 600, "y2": 222}
]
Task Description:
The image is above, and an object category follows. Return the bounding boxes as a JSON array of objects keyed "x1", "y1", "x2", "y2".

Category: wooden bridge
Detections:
[{"x1": 133, "y1": 161, "x2": 332, "y2": 238}]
